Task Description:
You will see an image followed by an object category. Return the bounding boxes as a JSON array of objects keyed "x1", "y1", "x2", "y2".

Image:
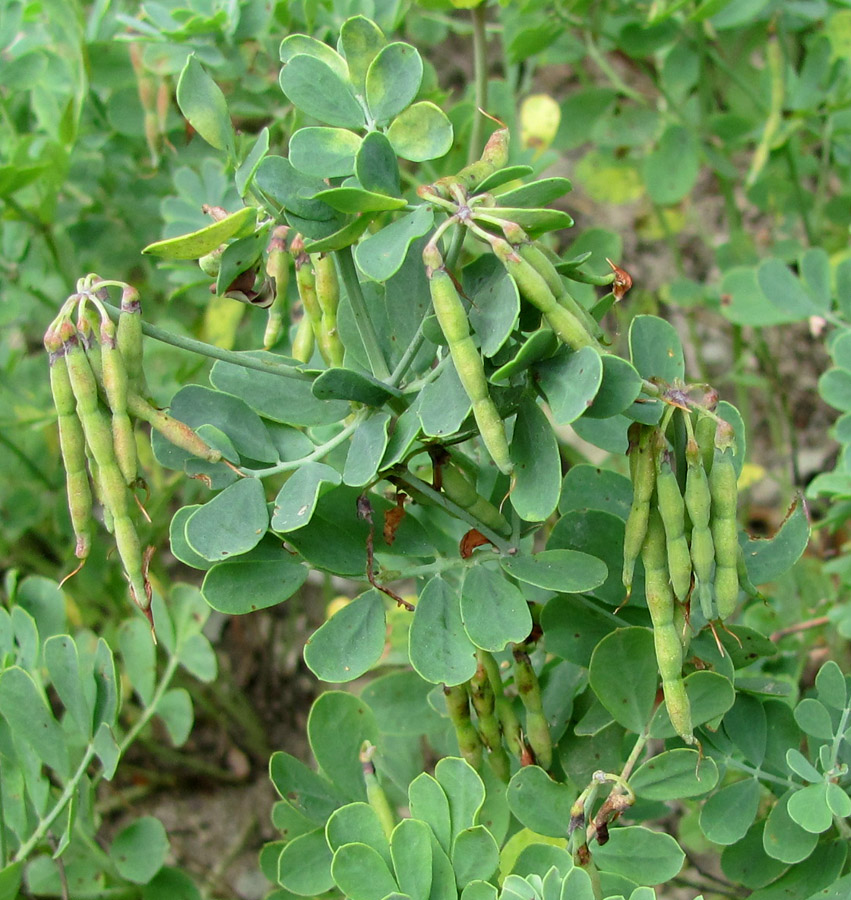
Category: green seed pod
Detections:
[
  {"x1": 361, "y1": 745, "x2": 396, "y2": 840},
  {"x1": 126, "y1": 391, "x2": 222, "y2": 463},
  {"x1": 623, "y1": 424, "x2": 656, "y2": 596},
  {"x1": 444, "y1": 683, "x2": 483, "y2": 770},
  {"x1": 512, "y1": 647, "x2": 552, "y2": 770},
  {"x1": 312, "y1": 253, "x2": 344, "y2": 367},
  {"x1": 426, "y1": 127, "x2": 509, "y2": 199},
  {"x1": 695, "y1": 413, "x2": 716, "y2": 476},
  {"x1": 684, "y1": 437, "x2": 715, "y2": 619},
  {"x1": 116, "y1": 285, "x2": 145, "y2": 393},
  {"x1": 713, "y1": 564, "x2": 740, "y2": 620},
  {"x1": 46, "y1": 326, "x2": 93, "y2": 564},
  {"x1": 199, "y1": 247, "x2": 224, "y2": 278},
  {"x1": 264, "y1": 227, "x2": 290, "y2": 350},
  {"x1": 426, "y1": 256, "x2": 512, "y2": 475},
  {"x1": 655, "y1": 448, "x2": 692, "y2": 602},
  {"x1": 470, "y1": 656, "x2": 511, "y2": 782},
  {"x1": 100, "y1": 316, "x2": 138, "y2": 486},
  {"x1": 291, "y1": 313, "x2": 315, "y2": 364},
  {"x1": 441, "y1": 464, "x2": 510, "y2": 535},
  {"x1": 642, "y1": 508, "x2": 694, "y2": 744}
]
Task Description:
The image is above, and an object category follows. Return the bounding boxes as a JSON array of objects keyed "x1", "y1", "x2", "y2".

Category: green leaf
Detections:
[
  {"x1": 344, "y1": 413, "x2": 392, "y2": 486},
  {"x1": 591, "y1": 826, "x2": 685, "y2": 885},
  {"x1": 327, "y1": 803, "x2": 391, "y2": 864},
  {"x1": 452, "y1": 826, "x2": 499, "y2": 887},
  {"x1": 799, "y1": 247, "x2": 831, "y2": 311},
  {"x1": 278, "y1": 828, "x2": 335, "y2": 894},
  {"x1": 787, "y1": 783, "x2": 834, "y2": 834},
  {"x1": 559, "y1": 465, "x2": 632, "y2": 519},
  {"x1": 741, "y1": 497, "x2": 810, "y2": 585},
  {"x1": 650, "y1": 670, "x2": 736, "y2": 737},
  {"x1": 92, "y1": 637, "x2": 119, "y2": 732},
  {"x1": 141, "y1": 867, "x2": 202, "y2": 900},
  {"x1": 156, "y1": 688, "x2": 193, "y2": 747},
  {"x1": 236, "y1": 127, "x2": 270, "y2": 197},
  {"x1": 818, "y1": 367, "x2": 851, "y2": 412},
  {"x1": 506, "y1": 766, "x2": 574, "y2": 838},
  {"x1": 280, "y1": 34, "x2": 349, "y2": 77},
  {"x1": 642, "y1": 125, "x2": 698, "y2": 205},
  {"x1": 280, "y1": 54, "x2": 365, "y2": 128},
  {"x1": 290, "y1": 127, "x2": 362, "y2": 177},
  {"x1": 110, "y1": 816, "x2": 169, "y2": 884},
  {"x1": 723, "y1": 693, "x2": 767, "y2": 766},
  {"x1": 757, "y1": 258, "x2": 819, "y2": 322},
  {"x1": 387, "y1": 102, "x2": 454, "y2": 162},
  {"x1": 630, "y1": 749, "x2": 718, "y2": 801},
  {"x1": 391, "y1": 818, "x2": 433, "y2": 900},
  {"x1": 418, "y1": 359, "x2": 472, "y2": 438},
  {"x1": 496, "y1": 178, "x2": 573, "y2": 209},
  {"x1": 169, "y1": 506, "x2": 214, "y2": 570},
  {"x1": 536, "y1": 347, "x2": 604, "y2": 424},
  {"x1": 94, "y1": 722, "x2": 120, "y2": 780},
  {"x1": 308, "y1": 691, "x2": 379, "y2": 801},
  {"x1": 215, "y1": 225, "x2": 270, "y2": 295},
  {"x1": 462, "y1": 881, "x2": 497, "y2": 900},
  {"x1": 305, "y1": 590, "x2": 386, "y2": 682},
  {"x1": 795, "y1": 698, "x2": 835, "y2": 740},
  {"x1": 272, "y1": 463, "x2": 342, "y2": 532},
  {"x1": 699, "y1": 779, "x2": 760, "y2": 845},
  {"x1": 541, "y1": 595, "x2": 617, "y2": 667},
  {"x1": 748, "y1": 839, "x2": 848, "y2": 900},
  {"x1": 826, "y1": 782, "x2": 851, "y2": 818},
  {"x1": 500, "y1": 549, "x2": 607, "y2": 593},
  {"x1": 185, "y1": 478, "x2": 269, "y2": 561},
  {"x1": 763, "y1": 790, "x2": 819, "y2": 864},
  {"x1": 340, "y1": 16, "x2": 385, "y2": 92},
  {"x1": 719, "y1": 266, "x2": 799, "y2": 327},
  {"x1": 584, "y1": 355, "x2": 643, "y2": 419},
  {"x1": 44, "y1": 634, "x2": 92, "y2": 738},
  {"x1": 408, "y1": 773, "x2": 452, "y2": 854},
  {"x1": 142, "y1": 207, "x2": 256, "y2": 259},
  {"x1": 491, "y1": 328, "x2": 559, "y2": 383},
  {"x1": 118, "y1": 619, "x2": 157, "y2": 707},
  {"x1": 0, "y1": 666, "x2": 69, "y2": 777},
  {"x1": 463, "y1": 254, "x2": 520, "y2": 358},
  {"x1": 510, "y1": 845, "x2": 572, "y2": 879},
  {"x1": 366, "y1": 43, "x2": 423, "y2": 125},
  {"x1": 721, "y1": 821, "x2": 789, "y2": 889},
  {"x1": 355, "y1": 205, "x2": 434, "y2": 281},
  {"x1": 361, "y1": 670, "x2": 443, "y2": 737},
  {"x1": 176, "y1": 55, "x2": 235, "y2": 157},
  {"x1": 269, "y1": 751, "x2": 343, "y2": 823},
  {"x1": 786, "y1": 748, "x2": 822, "y2": 783},
  {"x1": 629, "y1": 315, "x2": 684, "y2": 384},
  {"x1": 409, "y1": 576, "x2": 477, "y2": 686},
  {"x1": 254, "y1": 156, "x2": 340, "y2": 222},
  {"x1": 315, "y1": 186, "x2": 407, "y2": 213},
  {"x1": 589, "y1": 628, "x2": 657, "y2": 733},
  {"x1": 356, "y1": 131, "x2": 401, "y2": 197},
  {"x1": 202, "y1": 554, "x2": 308, "y2": 614},
  {"x1": 460, "y1": 566, "x2": 533, "y2": 651},
  {"x1": 510, "y1": 395, "x2": 562, "y2": 521},
  {"x1": 0, "y1": 863, "x2": 22, "y2": 900},
  {"x1": 434, "y1": 756, "x2": 486, "y2": 842},
  {"x1": 332, "y1": 843, "x2": 398, "y2": 900}
]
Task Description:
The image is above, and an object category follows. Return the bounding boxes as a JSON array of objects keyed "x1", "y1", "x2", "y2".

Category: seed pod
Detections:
[
  {"x1": 100, "y1": 316, "x2": 138, "y2": 485},
  {"x1": 293, "y1": 236, "x2": 321, "y2": 341},
  {"x1": 125, "y1": 391, "x2": 223, "y2": 464},
  {"x1": 623, "y1": 424, "x2": 656, "y2": 596},
  {"x1": 470, "y1": 656, "x2": 511, "y2": 782},
  {"x1": 695, "y1": 412, "x2": 716, "y2": 476},
  {"x1": 426, "y1": 251, "x2": 512, "y2": 475},
  {"x1": 360, "y1": 745, "x2": 396, "y2": 840},
  {"x1": 264, "y1": 227, "x2": 290, "y2": 350},
  {"x1": 491, "y1": 239, "x2": 601, "y2": 352},
  {"x1": 684, "y1": 437, "x2": 715, "y2": 620},
  {"x1": 642, "y1": 508, "x2": 694, "y2": 744},
  {"x1": 512, "y1": 646, "x2": 552, "y2": 770},
  {"x1": 426, "y1": 127, "x2": 509, "y2": 199},
  {"x1": 441, "y1": 464, "x2": 510, "y2": 535},
  {"x1": 46, "y1": 325, "x2": 93, "y2": 565},
  {"x1": 116, "y1": 285, "x2": 145, "y2": 393},
  {"x1": 444, "y1": 683, "x2": 483, "y2": 770},
  {"x1": 655, "y1": 446, "x2": 692, "y2": 602},
  {"x1": 312, "y1": 253, "x2": 344, "y2": 367},
  {"x1": 291, "y1": 312, "x2": 315, "y2": 363},
  {"x1": 709, "y1": 422, "x2": 739, "y2": 619}
]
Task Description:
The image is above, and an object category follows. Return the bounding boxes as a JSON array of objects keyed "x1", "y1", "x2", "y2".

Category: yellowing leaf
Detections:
[
  {"x1": 202, "y1": 293, "x2": 245, "y2": 349},
  {"x1": 738, "y1": 462, "x2": 766, "y2": 490},
  {"x1": 520, "y1": 94, "x2": 561, "y2": 156}
]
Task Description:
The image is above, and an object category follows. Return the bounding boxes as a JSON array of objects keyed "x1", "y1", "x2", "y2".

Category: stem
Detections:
[
  {"x1": 102, "y1": 302, "x2": 312, "y2": 382},
  {"x1": 469, "y1": 3, "x2": 489, "y2": 164},
  {"x1": 0, "y1": 761, "x2": 7, "y2": 867},
  {"x1": 583, "y1": 32, "x2": 646, "y2": 105},
  {"x1": 335, "y1": 246, "x2": 391, "y2": 380},
  {"x1": 724, "y1": 759, "x2": 797, "y2": 789},
  {"x1": 0, "y1": 430, "x2": 55, "y2": 488},
  {"x1": 389, "y1": 323, "x2": 429, "y2": 387},
  {"x1": 395, "y1": 472, "x2": 515, "y2": 554},
  {"x1": 784, "y1": 139, "x2": 815, "y2": 246},
  {"x1": 620, "y1": 728, "x2": 650, "y2": 782},
  {"x1": 769, "y1": 616, "x2": 830, "y2": 642},
  {"x1": 13, "y1": 745, "x2": 96, "y2": 862}
]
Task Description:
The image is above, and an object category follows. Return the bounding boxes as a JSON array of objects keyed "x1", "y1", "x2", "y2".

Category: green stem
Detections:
[
  {"x1": 102, "y1": 302, "x2": 312, "y2": 383},
  {"x1": 620, "y1": 728, "x2": 650, "y2": 782},
  {"x1": 583, "y1": 32, "x2": 646, "y2": 105},
  {"x1": 784, "y1": 140, "x2": 815, "y2": 246},
  {"x1": 13, "y1": 745, "x2": 96, "y2": 862},
  {"x1": 0, "y1": 761, "x2": 7, "y2": 867},
  {"x1": 389, "y1": 324, "x2": 429, "y2": 387},
  {"x1": 469, "y1": 3, "x2": 489, "y2": 164},
  {"x1": 724, "y1": 759, "x2": 796, "y2": 789},
  {"x1": 0, "y1": 430, "x2": 55, "y2": 489},
  {"x1": 335, "y1": 246, "x2": 391, "y2": 380}
]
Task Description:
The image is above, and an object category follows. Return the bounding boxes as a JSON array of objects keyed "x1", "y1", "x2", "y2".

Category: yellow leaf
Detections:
[
  {"x1": 520, "y1": 94, "x2": 561, "y2": 157},
  {"x1": 202, "y1": 294, "x2": 245, "y2": 350},
  {"x1": 738, "y1": 462, "x2": 766, "y2": 491}
]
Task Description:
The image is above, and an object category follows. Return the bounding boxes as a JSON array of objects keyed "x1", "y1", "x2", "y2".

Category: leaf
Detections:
[
  {"x1": 496, "y1": 177, "x2": 573, "y2": 209},
  {"x1": 418, "y1": 359, "x2": 472, "y2": 438},
  {"x1": 176, "y1": 55, "x2": 235, "y2": 157},
  {"x1": 185, "y1": 478, "x2": 269, "y2": 561},
  {"x1": 434, "y1": 757, "x2": 486, "y2": 842},
  {"x1": 344, "y1": 413, "x2": 392, "y2": 486},
  {"x1": 584, "y1": 355, "x2": 643, "y2": 419},
  {"x1": 795, "y1": 698, "x2": 835, "y2": 740},
  {"x1": 327, "y1": 803, "x2": 391, "y2": 865},
  {"x1": 763, "y1": 790, "x2": 819, "y2": 864},
  {"x1": 510, "y1": 395, "x2": 562, "y2": 521},
  {"x1": 44, "y1": 634, "x2": 92, "y2": 738},
  {"x1": 719, "y1": 266, "x2": 799, "y2": 327},
  {"x1": 387, "y1": 102, "x2": 454, "y2": 162},
  {"x1": 0, "y1": 666, "x2": 69, "y2": 777},
  {"x1": 156, "y1": 688, "x2": 193, "y2": 747},
  {"x1": 818, "y1": 367, "x2": 851, "y2": 412},
  {"x1": 110, "y1": 817, "x2": 169, "y2": 884},
  {"x1": 202, "y1": 554, "x2": 308, "y2": 615},
  {"x1": 589, "y1": 628, "x2": 657, "y2": 733},
  {"x1": 280, "y1": 34, "x2": 349, "y2": 77},
  {"x1": 629, "y1": 315, "x2": 684, "y2": 384},
  {"x1": 506, "y1": 766, "x2": 574, "y2": 838},
  {"x1": 462, "y1": 254, "x2": 520, "y2": 358},
  {"x1": 757, "y1": 258, "x2": 819, "y2": 321},
  {"x1": 272, "y1": 463, "x2": 342, "y2": 533},
  {"x1": 816, "y1": 660, "x2": 847, "y2": 710},
  {"x1": 460, "y1": 566, "x2": 533, "y2": 651},
  {"x1": 307, "y1": 691, "x2": 379, "y2": 801},
  {"x1": 392, "y1": 818, "x2": 433, "y2": 900},
  {"x1": 118, "y1": 619, "x2": 157, "y2": 707},
  {"x1": 236, "y1": 127, "x2": 270, "y2": 197},
  {"x1": 366, "y1": 43, "x2": 423, "y2": 125},
  {"x1": 591, "y1": 826, "x2": 685, "y2": 885},
  {"x1": 332, "y1": 842, "x2": 399, "y2": 900},
  {"x1": 356, "y1": 131, "x2": 401, "y2": 197},
  {"x1": 741, "y1": 496, "x2": 810, "y2": 586},
  {"x1": 721, "y1": 821, "x2": 789, "y2": 890},
  {"x1": 452, "y1": 826, "x2": 499, "y2": 887},
  {"x1": 723, "y1": 692, "x2": 767, "y2": 766},
  {"x1": 650, "y1": 670, "x2": 736, "y2": 738},
  {"x1": 290, "y1": 127, "x2": 362, "y2": 177},
  {"x1": 536, "y1": 347, "x2": 604, "y2": 424},
  {"x1": 699, "y1": 779, "x2": 761, "y2": 845},
  {"x1": 630, "y1": 749, "x2": 718, "y2": 801},
  {"x1": 254, "y1": 156, "x2": 339, "y2": 222},
  {"x1": 0, "y1": 863, "x2": 22, "y2": 900},
  {"x1": 355, "y1": 205, "x2": 434, "y2": 281},
  {"x1": 748, "y1": 839, "x2": 848, "y2": 900},
  {"x1": 339, "y1": 15, "x2": 385, "y2": 92},
  {"x1": 92, "y1": 637, "x2": 119, "y2": 732},
  {"x1": 280, "y1": 54, "x2": 365, "y2": 128},
  {"x1": 315, "y1": 186, "x2": 407, "y2": 213},
  {"x1": 142, "y1": 207, "x2": 256, "y2": 259},
  {"x1": 278, "y1": 828, "x2": 335, "y2": 894},
  {"x1": 559, "y1": 465, "x2": 633, "y2": 519},
  {"x1": 642, "y1": 124, "x2": 699, "y2": 205},
  {"x1": 500, "y1": 549, "x2": 607, "y2": 593},
  {"x1": 304, "y1": 590, "x2": 386, "y2": 682},
  {"x1": 409, "y1": 576, "x2": 477, "y2": 686},
  {"x1": 408, "y1": 773, "x2": 452, "y2": 855},
  {"x1": 269, "y1": 751, "x2": 343, "y2": 823},
  {"x1": 787, "y1": 783, "x2": 835, "y2": 834},
  {"x1": 541, "y1": 595, "x2": 617, "y2": 667}
]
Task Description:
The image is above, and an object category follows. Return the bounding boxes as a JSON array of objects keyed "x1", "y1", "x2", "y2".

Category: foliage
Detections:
[{"x1": 4, "y1": 1, "x2": 851, "y2": 899}]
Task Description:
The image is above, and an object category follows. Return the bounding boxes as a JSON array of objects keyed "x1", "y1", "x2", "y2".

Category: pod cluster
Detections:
[
  {"x1": 622, "y1": 406, "x2": 760, "y2": 744},
  {"x1": 45, "y1": 276, "x2": 223, "y2": 622}
]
